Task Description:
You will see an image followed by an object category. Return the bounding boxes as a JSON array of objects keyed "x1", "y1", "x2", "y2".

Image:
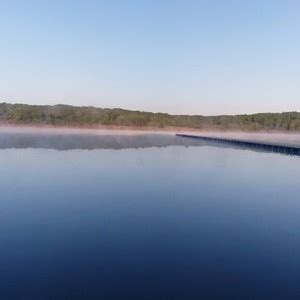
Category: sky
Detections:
[{"x1": 0, "y1": 0, "x2": 299, "y2": 115}]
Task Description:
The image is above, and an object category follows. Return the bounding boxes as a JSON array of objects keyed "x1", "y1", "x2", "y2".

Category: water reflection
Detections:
[
  {"x1": 0, "y1": 132, "x2": 205, "y2": 150},
  {"x1": 0, "y1": 131, "x2": 299, "y2": 157}
]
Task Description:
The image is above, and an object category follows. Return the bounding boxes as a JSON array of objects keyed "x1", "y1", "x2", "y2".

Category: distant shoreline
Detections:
[
  {"x1": 0, "y1": 122, "x2": 203, "y2": 135},
  {"x1": 1, "y1": 123, "x2": 300, "y2": 138},
  {"x1": 1, "y1": 102, "x2": 300, "y2": 132}
]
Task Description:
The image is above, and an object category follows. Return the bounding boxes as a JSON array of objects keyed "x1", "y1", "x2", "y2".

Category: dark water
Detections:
[{"x1": 1, "y1": 133, "x2": 300, "y2": 299}]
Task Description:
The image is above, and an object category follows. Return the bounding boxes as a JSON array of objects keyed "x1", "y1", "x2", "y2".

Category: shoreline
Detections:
[
  {"x1": 0, "y1": 123, "x2": 203, "y2": 135},
  {"x1": 0, "y1": 122, "x2": 300, "y2": 135}
]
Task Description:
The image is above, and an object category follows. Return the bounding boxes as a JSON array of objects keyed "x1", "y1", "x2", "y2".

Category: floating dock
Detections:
[{"x1": 176, "y1": 134, "x2": 300, "y2": 156}]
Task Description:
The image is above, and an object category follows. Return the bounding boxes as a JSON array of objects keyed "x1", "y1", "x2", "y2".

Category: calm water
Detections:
[{"x1": 0, "y1": 132, "x2": 300, "y2": 299}]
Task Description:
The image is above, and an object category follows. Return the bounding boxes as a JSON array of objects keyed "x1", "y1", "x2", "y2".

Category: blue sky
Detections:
[{"x1": 0, "y1": 0, "x2": 299, "y2": 115}]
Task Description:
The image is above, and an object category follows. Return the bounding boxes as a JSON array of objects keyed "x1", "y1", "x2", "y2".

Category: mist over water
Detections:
[
  {"x1": 0, "y1": 128, "x2": 300, "y2": 299},
  {"x1": 0, "y1": 126, "x2": 300, "y2": 154},
  {"x1": 0, "y1": 131, "x2": 204, "y2": 150},
  {"x1": 194, "y1": 131, "x2": 300, "y2": 148}
]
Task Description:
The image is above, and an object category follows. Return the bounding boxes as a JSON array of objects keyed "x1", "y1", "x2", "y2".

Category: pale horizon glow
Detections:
[{"x1": 1, "y1": 1, "x2": 299, "y2": 115}]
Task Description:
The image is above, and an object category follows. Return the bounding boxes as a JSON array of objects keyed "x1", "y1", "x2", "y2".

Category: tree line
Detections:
[{"x1": 0, "y1": 102, "x2": 299, "y2": 131}]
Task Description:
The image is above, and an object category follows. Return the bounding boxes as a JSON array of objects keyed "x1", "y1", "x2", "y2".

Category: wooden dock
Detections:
[{"x1": 176, "y1": 134, "x2": 300, "y2": 156}]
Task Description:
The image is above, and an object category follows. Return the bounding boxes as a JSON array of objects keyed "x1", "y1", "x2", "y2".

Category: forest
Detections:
[{"x1": 0, "y1": 102, "x2": 299, "y2": 131}]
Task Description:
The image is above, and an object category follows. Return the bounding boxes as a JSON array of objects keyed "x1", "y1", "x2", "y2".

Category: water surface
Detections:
[{"x1": 0, "y1": 132, "x2": 300, "y2": 299}]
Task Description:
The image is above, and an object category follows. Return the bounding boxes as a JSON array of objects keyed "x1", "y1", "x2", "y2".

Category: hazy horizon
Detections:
[{"x1": 1, "y1": 1, "x2": 299, "y2": 115}]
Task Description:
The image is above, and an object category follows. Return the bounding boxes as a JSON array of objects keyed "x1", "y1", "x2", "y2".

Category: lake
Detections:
[{"x1": 0, "y1": 131, "x2": 300, "y2": 299}]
